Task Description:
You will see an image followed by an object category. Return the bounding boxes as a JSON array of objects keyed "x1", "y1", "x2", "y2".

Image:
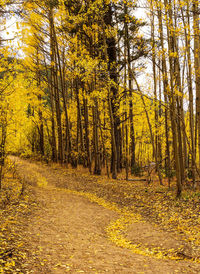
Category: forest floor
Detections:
[{"x1": 0, "y1": 157, "x2": 200, "y2": 273}]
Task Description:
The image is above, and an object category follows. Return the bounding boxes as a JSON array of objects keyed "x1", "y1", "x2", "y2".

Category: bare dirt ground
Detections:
[{"x1": 6, "y1": 156, "x2": 200, "y2": 273}]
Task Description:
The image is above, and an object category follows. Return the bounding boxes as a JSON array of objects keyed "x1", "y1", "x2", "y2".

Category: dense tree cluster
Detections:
[{"x1": 0, "y1": 0, "x2": 200, "y2": 196}]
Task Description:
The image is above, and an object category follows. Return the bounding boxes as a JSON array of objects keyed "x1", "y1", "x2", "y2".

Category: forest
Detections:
[{"x1": 0, "y1": 0, "x2": 200, "y2": 273}]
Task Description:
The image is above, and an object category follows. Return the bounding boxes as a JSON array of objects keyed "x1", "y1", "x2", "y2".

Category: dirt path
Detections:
[{"x1": 11, "y1": 157, "x2": 200, "y2": 273}]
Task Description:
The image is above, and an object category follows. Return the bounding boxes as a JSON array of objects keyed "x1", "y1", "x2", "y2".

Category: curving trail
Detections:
[{"x1": 11, "y1": 157, "x2": 200, "y2": 273}]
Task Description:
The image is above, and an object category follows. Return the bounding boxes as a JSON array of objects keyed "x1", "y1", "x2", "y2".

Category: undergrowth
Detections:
[{"x1": 0, "y1": 159, "x2": 34, "y2": 273}]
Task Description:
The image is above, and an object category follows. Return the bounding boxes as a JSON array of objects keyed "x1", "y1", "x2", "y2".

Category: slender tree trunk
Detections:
[
  {"x1": 193, "y1": 0, "x2": 200, "y2": 171},
  {"x1": 124, "y1": 2, "x2": 136, "y2": 174},
  {"x1": 93, "y1": 100, "x2": 101, "y2": 175},
  {"x1": 0, "y1": 122, "x2": 6, "y2": 190},
  {"x1": 52, "y1": 20, "x2": 71, "y2": 164},
  {"x1": 54, "y1": 63, "x2": 63, "y2": 163},
  {"x1": 83, "y1": 96, "x2": 92, "y2": 173},
  {"x1": 50, "y1": 9, "x2": 63, "y2": 163},
  {"x1": 49, "y1": 9, "x2": 57, "y2": 162},
  {"x1": 158, "y1": 60, "x2": 162, "y2": 170},
  {"x1": 173, "y1": 1, "x2": 186, "y2": 183},
  {"x1": 97, "y1": 107, "x2": 110, "y2": 178},
  {"x1": 151, "y1": 0, "x2": 158, "y2": 161},
  {"x1": 157, "y1": 1, "x2": 171, "y2": 186},
  {"x1": 106, "y1": 4, "x2": 121, "y2": 173},
  {"x1": 75, "y1": 78, "x2": 85, "y2": 163},
  {"x1": 164, "y1": 0, "x2": 182, "y2": 196},
  {"x1": 184, "y1": 2, "x2": 195, "y2": 184},
  {"x1": 36, "y1": 49, "x2": 44, "y2": 156},
  {"x1": 102, "y1": 5, "x2": 118, "y2": 179}
]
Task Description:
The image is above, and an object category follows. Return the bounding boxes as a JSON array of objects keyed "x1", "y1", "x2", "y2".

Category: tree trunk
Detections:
[
  {"x1": 49, "y1": 7, "x2": 63, "y2": 163},
  {"x1": 157, "y1": 1, "x2": 171, "y2": 186},
  {"x1": 164, "y1": 0, "x2": 182, "y2": 196},
  {"x1": 93, "y1": 100, "x2": 101, "y2": 175},
  {"x1": 83, "y1": 96, "x2": 92, "y2": 173},
  {"x1": 193, "y1": 0, "x2": 200, "y2": 171},
  {"x1": 124, "y1": 2, "x2": 136, "y2": 174},
  {"x1": 103, "y1": 3, "x2": 118, "y2": 179}
]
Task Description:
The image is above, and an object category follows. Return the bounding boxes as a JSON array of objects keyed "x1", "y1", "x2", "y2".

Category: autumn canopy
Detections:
[{"x1": 0, "y1": 0, "x2": 200, "y2": 198}]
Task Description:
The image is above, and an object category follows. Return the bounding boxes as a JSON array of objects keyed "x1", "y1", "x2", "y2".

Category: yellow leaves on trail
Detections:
[
  {"x1": 0, "y1": 161, "x2": 31, "y2": 273},
  {"x1": 0, "y1": 161, "x2": 23, "y2": 207},
  {"x1": 17, "y1": 160, "x2": 48, "y2": 188},
  {"x1": 54, "y1": 262, "x2": 71, "y2": 271},
  {"x1": 37, "y1": 175, "x2": 48, "y2": 188},
  {"x1": 106, "y1": 212, "x2": 142, "y2": 250},
  {"x1": 0, "y1": 259, "x2": 16, "y2": 273},
  {"x1": 30, "y1": 170, "x2": 199, "y2": 263},
  {"x1": 11, "y1": 159, "x2": 200, "y2": 267},
  {"x1": 56, "y1": 186, "x2": 199, "y2": 262}
]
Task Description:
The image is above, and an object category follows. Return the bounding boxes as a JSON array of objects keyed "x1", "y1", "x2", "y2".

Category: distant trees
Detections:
[
  {"x1": 19, "y1": 0, "x2": 148, "y2": 179},
  {"x1": 0, "y1": 1, "x2": 16, "y2": 188},
  {"x1": 0, "y1": 55, "x2": 22, "y2": 189},
  {"x1": 147, "y1": 0, "x2": 200, "y2": 196}
]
